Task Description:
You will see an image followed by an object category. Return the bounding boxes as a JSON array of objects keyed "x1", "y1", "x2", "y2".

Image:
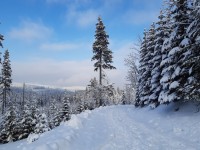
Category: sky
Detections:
[{"x1": 0, "y1": 0, "x2": 163, "y2": 90}]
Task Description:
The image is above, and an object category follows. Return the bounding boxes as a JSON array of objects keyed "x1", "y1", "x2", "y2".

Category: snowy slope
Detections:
[{"x1": 0, "y1": 103, "x2": 200, "y2": 150}]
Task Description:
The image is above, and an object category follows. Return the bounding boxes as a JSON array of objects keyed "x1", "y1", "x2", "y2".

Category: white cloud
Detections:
[
  {"x1": 12, "y1": 54, "x2": 129, "y2": 90},
  {"x1": 40, "y1": 42, "x2": 82, "y2": 51},
  {"x1": 12, "y1": 59, "x2": 96, "y2": 89},
  {"x1": 124, "y1": 10, "x2": 159, "y2": 25},
  {"x1": 8, "y1": 20, "x2": 53, "y2": 42},
  {"x1": 66, "y1": 9, "x2": 99, "y2": 28}
]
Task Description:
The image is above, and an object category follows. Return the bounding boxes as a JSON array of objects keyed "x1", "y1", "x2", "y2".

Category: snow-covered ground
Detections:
[{"x1": 0, "y1": 102, "x2": 200, "y2": 150}]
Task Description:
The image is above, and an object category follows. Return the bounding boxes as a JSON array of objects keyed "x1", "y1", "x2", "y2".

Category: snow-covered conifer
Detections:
[
  {"x1": 159, "y1": 0, "x2": 192, "y2": 103},
  {"x1": 135, "y1": 30, "x2": 148, "y2": 107},
  {"x1": 49, "y1": 99, "x2": 58, "y2": 129},
  {"x1": 53, "y1": 96, "x2": 71, "y2": 126},
  {"x1": 149, "y1": 11, "x2": 166, "y2": 108},
  {"x1": 0, "y1": 32, "x2": 3, "y2": 48},
  {"x1": 136, "y1": 23, "x2": 156, "y2": 107},
  {"x1": 34, "y1": 113, "x2": 50, "y2": 134},
  {"x1": 145, "y1": 23, "x2": 156, "y2": 105},
  {"x1": 2, "y1": 49, "x2": 12, "y2": 114},
  {"x1": 76, "y1": 101, "x2": 85, "y2": 114},
  {"x1": 18, "y1": 104, "x2": 35, "y2": 139},
  {"x1": 92, "y1": 17, "x2": 116, "y2": 106},
  {"x1": 183, "y1": 0, "x2": 200, "y2": 99},
  {"x1": 0, "y1": 103, "x2": 17, "y2": 143}
]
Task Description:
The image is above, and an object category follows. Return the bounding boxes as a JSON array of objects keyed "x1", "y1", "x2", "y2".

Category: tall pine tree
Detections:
[
  {"x1": 92, "y1": 17, "x2": 116, "y2": 85},
  {"x1": 158, "y1": 0, "x2": 174, "y2": 104},
  {"x1": 2, "y1": 49, "x2": 12, "y2": 114},
  {"x1": 135, "y1": 30, "x2": 148, "y2": 107},
  {"x1": 162, "y1": 0, "x2": 192, "y2": 103},
  {"x1": 183, "y1": 0, "x2": 200, "y2": 99},
  {"x1": 146, "y1": 23, "x2": 156, "y2": 106},
  {"x1": 92, "y1": 17, "x2": 116, "y2": 106}
]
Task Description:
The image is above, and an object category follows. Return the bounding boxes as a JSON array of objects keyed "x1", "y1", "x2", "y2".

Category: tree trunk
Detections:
[
  {"x1": 99, "y1": 52, "x2": 102, "y2": 85},
  {"x1": 99, "y1": 52, "x2": 102, "y2": 106}
]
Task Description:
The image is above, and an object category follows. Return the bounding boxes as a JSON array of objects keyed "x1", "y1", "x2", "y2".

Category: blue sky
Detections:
[{"x1": 0, "y1": 0, "x2": 162, "y2": 89}]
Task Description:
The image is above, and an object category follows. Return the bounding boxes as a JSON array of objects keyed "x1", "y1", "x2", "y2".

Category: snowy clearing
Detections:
[{"x1": 0, "y1": 103, "x2": 200, "y2": 150}]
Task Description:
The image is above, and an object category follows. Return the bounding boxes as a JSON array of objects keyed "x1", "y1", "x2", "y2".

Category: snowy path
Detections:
[
  {"x1": 0, "y1": 104, "x2": 200, "y2": 150},
  {"x1": 67, "y1": 105, "x2": 198, "y2": 150}
]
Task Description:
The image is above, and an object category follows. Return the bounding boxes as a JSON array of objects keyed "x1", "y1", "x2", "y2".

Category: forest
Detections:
[{"x1": 0, "y1": 0, "x2": 199, "y2": 147}]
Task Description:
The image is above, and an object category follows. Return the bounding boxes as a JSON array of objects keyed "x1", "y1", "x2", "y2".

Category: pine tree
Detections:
[
  {"x1": 76, "y1": 101, "x2": 85, "y2": 114},
  {"x1": 92, "y1": 17, "x2": 116, "y2": 106},
  {"x1": 53, "y1": 96, "x2": 71, "y2": 126},
  {"x1": 158, "y1": 0, "x2": 174, "y2": 104},
  {"x1": 34, "y1": 113, "x2": 50, "y2": 134},
  {"x1": 183, "y1": 0, "x2": 200, "y2": 99},
  {"x1": 0, "y1": 103, "x2": 17, "y2": 143},
  {"x1": 0, "y1": 32, "x2": 3, "y2": 48},
  {"x1": 135, "y1": 30, "x2": 148, "y2": 107},
  {"x1": 146, "y1": 23, "x2": 156, "y2": 106},
  {"x1": 59, "y1": 97, "x2": 71, "y2": 122},
  {"x1": 160, "y1": 0, "x2": 192, "y2": 103},
  {"x1": 2, "y1": 49, "x2": 12, "y2": 114},
  {"x1": 136, "y1": 24, "x2": 156, "y2": 107},
  {"x1": 149, "y1": 11, "x2": 166, "y2": 108},
  {"x1": 18, "y1": 104, "x2": 35, "y2": 139},
  {"x1": 49, "y1": 99, "x2": 57, "y2": 129}
]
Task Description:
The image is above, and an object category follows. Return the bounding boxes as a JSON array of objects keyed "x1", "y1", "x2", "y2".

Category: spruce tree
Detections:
[
  {"x1": 158, "y1": 0, "x2": 173, "y2": 104},
  {"x1": 53, "y1": 96, "x2": 71, "y2": 126},
  {"x1": 76, "y1": 101, "x2": 85, "y2": 114},
  {"x1": 145, "y1": 23, "x2": 156, "y2": 106},
  {"x1": 183, "y1": 0, "x2": 200, "y2": 99},
  {"x1": 18, "y1": 104, "x2": 35, "y2": 139},
  {"x1": 135, "y1": 30, "x2": 148, "y2": 107},
  {"x1": 2, "y1": 49, "x2": 12, "y2": 114},
  {"x1": 59, "y1": 97, "x2": 71, "y2": 122},
  {"x1": 92, "y1": 17, "x2": 116, "y2": 106},
  {"x1": 49, "y1": 99, "x2": 57, "y2": 129},
  {"x1": 34, "y1": 113, "x2": 50, "y2": 134},
  {"x1": 0, "y1": 103, "x2": 17, "y2": 143},
  {"x1": 149, "y1": 11, "x2": 166, "y2": 108},
  {"x1": 0, "y1": 33, "x2": 3, "y2": 48},
  {"x1": 161, "y1": 0, "x2": 192, "y2": 103}
]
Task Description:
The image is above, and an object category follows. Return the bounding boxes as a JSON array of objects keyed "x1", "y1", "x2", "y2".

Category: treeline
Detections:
[
  {"x1": 0, "y1": 82, "x2": 132, "y2": 144},
  {"x1": 135, "y1": 0, "x2": 200, "y2": 108}
]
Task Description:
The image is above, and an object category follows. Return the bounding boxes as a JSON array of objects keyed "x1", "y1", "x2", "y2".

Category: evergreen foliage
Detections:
[
  {"x1": 135, "y1": 30, "x2": 148, "y2": 107},
  {"x1": 2, "y1": 49, "x2": 12, "y2": 114},
  {"x1": 76, "y1": 101, "x2": 85, "y2": 114},
  {"x1": 18, "y1": 104, "x2": 35, "y2": 139},
  {"x1": 149, "y1": 11, "x2": 165, "y2": 108},
  {"x1": 183, "y1": 0, "x2": 200, "y2": 99},
  {"x1": 58, "y1": 97, "x2": 71, "y2": 123},
  {"x1": 34, "y1": 113, "x2": 50, "y2": 134},
  {"x1": 136, "y1": 0, "x2": 199, "y2": 107},
  {"x1": 0, "y1": 103, "x2": 17, "y2": 143},
  {"x1": 92, "y1": 17, "x2": 116, "y2": 106},
  {"x1": 0, "y1": 33, "x2": 3, "y2": 48}
]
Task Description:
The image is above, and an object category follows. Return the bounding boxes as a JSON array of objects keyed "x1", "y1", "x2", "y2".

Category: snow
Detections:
[
  {"x1": 168, "y1": 47, "x2": 180, "y2": 56},
  {"x1": 180, "y1": 38, "x2": 189, "y2": 47},
  {"x1": 1, "y1": 104, "x2": 200, "y2": 150}
]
